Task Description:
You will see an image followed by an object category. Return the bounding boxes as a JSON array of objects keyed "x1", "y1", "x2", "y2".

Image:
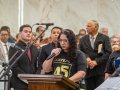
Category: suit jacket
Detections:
[
  {"x1": 9, "y1": 40, "x2": 38, "y2": 89},
  {"x1": 79, "y1": 33, "x2": 112, "y2": 78},
  {"x1": 0, "y1": 41, "x2": 11, "y2": 65}
]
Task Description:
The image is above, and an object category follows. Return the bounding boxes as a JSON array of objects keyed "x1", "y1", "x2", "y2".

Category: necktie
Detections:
[
  {"x1": 27, "y1": 47, "x2": 31, "y2": 62},
  {"x1": 4, "y1": 44, "x2": 9, "y2": 54},
  {"x1": 91, "y1": 36, "x2": 94, "y2": 49}
]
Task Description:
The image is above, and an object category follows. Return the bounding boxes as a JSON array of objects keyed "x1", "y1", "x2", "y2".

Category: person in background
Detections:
[
  {"x1": 79, "y1": 20, "x2": 112, "y2": 90},
  {"x1": 0, "y1": 27, "x2": 11, "y2": 65},
  {"x1": 35, "y1": 25, "x2": 52, "y2": 47},
  {"x1": 37, "y1": 26, "x2": 63, "y2": 74},
  {"x1": 76, "y1": 29, "x2": 87, "y2": 42},
  {"x1": 36, "y1": 26, "x2": 46, "y2": 46},
  {"x1": 0, "y1": 27, "x2": 11, "y2": 90},
  {"x1": 9, "y1": 24, "x2": 38, "y2": 90},
  {"x1": 110, "y1": 35, "x2": 120, "y2": 51},
  {"x1": 78, "y1": 29, "x2": 86, "y2": 38},
  {"x1": 0, "y1": 26, "x2": 15, "y2": 43},
  {"x1": 42, "y1": 29, "x2": 86, "y2": 89},
  {"x1": 31, "y1": 32, "x2": 41, "y2": 49},
  {"x1": 36, "y1": 26, "x2": 45, "y2": 42},
  {"x1": 76, "y1": 29, "x2": 86, "y2": 49},
  {"x1": 105, "y1": 36, "x2": 120, "y2": 79},
  {"x1": 100, "y1": 27, "x2": 109, "y2": 36},
  {"x1": 15, "y1": 33, "x2": 20, "y2": 43}
]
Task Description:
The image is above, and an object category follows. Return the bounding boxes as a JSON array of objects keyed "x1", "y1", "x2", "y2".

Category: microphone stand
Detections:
[
  {"x1": 0, "y1": 24, "x2": 50, "y2": 90},
  {"x1": 0, "y1": 50, "x2": 20, "y2": 90}
]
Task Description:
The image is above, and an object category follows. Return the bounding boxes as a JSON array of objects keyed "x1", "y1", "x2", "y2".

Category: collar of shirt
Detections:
[
  {"x1": 17, "y1": 40, "x2": 28, "y2": 47},
  {"x1": 89, "y1": 32, "x2": 98, "y2": 40},
  {"x1": 0, "y1": 40, "x2": 9, "y2": 46}
]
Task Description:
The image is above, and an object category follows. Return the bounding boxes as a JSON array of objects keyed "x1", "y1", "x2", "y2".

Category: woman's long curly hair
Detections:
[{"x1": 58, "y1": 29, "x2": 77, "y2": 61}]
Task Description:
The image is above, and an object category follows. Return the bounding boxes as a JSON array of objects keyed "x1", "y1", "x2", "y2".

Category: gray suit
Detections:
[
  {"x1": 0, "y1": 41, "x2": 11, "y2": 90},
  {"x1": 0, "y1": 41, "x2": 11, "y2": 65}
]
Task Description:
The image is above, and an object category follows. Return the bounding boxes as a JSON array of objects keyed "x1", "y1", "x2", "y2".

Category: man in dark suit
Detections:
[
  {"x1": 9, "y1": 24, "x2": 38, "y2": 90},
  {"x1": 79, "y1": 20, "x2": 112, "y2": 90}
]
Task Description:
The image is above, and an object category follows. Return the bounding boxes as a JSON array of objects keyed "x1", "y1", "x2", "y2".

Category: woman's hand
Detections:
[{"x1": 51, "y1": 48, "x2": 61, "y2": 58}]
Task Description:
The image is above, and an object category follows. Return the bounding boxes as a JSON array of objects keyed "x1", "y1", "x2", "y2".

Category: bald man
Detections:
[{"x1": 79, "y1": 20, "x2": 112, "y2": 90}]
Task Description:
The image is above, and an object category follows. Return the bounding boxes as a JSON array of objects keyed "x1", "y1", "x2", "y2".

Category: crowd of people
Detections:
[{"x1": 0, "y1": 20, "x2": 120, "y2": 90}]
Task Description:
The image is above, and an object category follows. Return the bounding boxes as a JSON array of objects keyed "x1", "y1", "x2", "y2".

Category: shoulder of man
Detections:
[{"x1": 98, "y1": 33, "x2": 109, "y2": 39}]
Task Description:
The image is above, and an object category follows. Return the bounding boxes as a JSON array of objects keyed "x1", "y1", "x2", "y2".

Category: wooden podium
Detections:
[{"x1": 18, "y1": 74, "x2": 79, "y2": 90}]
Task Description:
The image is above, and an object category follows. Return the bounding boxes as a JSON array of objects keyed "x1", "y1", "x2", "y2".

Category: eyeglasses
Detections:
[
  {"x1": 59, "y1": 39, "x2": 69, "y2": 43},
  {"x1": 0, "y1": 34, "x2": 9, "y2": 36}
]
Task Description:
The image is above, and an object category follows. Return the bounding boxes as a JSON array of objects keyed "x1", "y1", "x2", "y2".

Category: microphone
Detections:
[
  {"x1": 46, "y1": 48, "x2": 61, "y2": 60},
  {"x1": 34, "y1": 23, "x2": 54, "y2": 26},
  {"x1": 34, "y1": 23, "x2": 40, "y2": 25},
  {"x1": 40, "y1": 23, "x2": 54, "y2": 26},
  {"x1": 10, "y1": 43, "x2": 24, "y2": 52},
  {"x1": 111, "y1": 67, "x2": 120, "y2": 77}
]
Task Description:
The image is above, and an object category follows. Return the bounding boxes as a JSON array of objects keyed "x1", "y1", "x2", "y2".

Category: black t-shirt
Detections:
[
  {"x1": 105, "y1": 50, "x2": 120, "y2": 74},
  {"x1": 52, "y1": 50, "x2": 87, "y2": 78}
]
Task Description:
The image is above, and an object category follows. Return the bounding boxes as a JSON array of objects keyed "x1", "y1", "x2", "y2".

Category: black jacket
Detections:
[{"x1": 9, "y1": 40, "x2": 38, "y2": 89}]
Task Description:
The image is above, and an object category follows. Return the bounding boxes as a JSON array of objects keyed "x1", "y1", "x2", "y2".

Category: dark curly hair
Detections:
[{"x1": 58, "y1": 29, "x2": 77, "y2": 61}]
